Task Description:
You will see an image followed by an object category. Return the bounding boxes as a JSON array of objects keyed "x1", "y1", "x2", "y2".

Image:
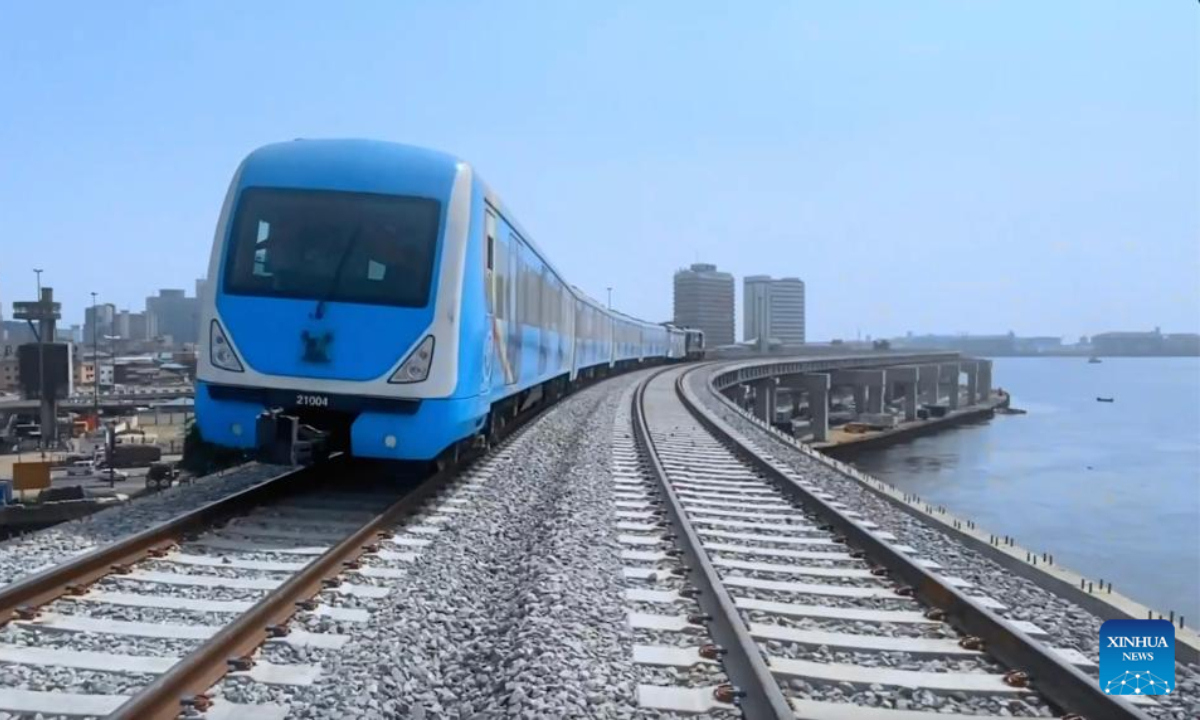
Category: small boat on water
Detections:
[
  {"x1": 1088, "y1": 356, "x2": 1102, "y2": 364},
  {"x1": 1096, "y1": 397, "x2": 1115, "y2": 403}
]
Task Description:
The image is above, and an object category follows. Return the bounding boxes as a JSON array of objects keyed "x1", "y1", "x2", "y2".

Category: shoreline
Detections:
[{"x1": 813, "y1": 394, "x2": 1008, "y2": 458}]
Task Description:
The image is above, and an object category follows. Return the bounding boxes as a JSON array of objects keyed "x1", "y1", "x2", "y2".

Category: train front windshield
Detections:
[{"x1": 223, "y1": 188, "x2": 441, "y2": 308}]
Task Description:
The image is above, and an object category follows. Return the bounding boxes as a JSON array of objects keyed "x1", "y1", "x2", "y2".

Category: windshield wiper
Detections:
[{"x1": 313, "y1": 227, "x2": 362, "y2": 320}]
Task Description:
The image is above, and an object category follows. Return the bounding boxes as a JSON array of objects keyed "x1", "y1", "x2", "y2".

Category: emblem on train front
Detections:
[
  {"x1": 301, "y1": 330, "x2": 334, "y2": 364},
  {"x1": 1099, "y1": 619, "x2": 1175, "y2": 695}
]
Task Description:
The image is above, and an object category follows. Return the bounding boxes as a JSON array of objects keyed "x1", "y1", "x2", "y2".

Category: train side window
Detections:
[
  {"x1": 494, "y1": 234, "x2": 507, "y2": 321},
  {"x1": 485, "y1": 211, "x2": 496, "y2": 271},
  {"x1": 484, "y1": 211, "x2": 496, "y2": 314}
]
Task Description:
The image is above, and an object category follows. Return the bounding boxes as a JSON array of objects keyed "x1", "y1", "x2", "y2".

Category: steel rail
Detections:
[
  {"x1": 675, "y1": 366, "x2": 1152, "y2": 720},
  {"x1": 111, "y1": 365, "x2": 573, "y2": 719},
  {"x1": 107, "y1": 462, "x2": 456, "y2": 720},
  {"x1": 632, "y1": 367, "x2": 795, "y2": 719},
  {"x1": 0, "y1": 461, "x2": 327, "y2": 627}
]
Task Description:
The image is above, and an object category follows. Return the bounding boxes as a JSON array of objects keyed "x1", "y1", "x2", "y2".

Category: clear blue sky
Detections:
[{"x1": 2, "y1": 1, "x2": 1196, "y2": 340}]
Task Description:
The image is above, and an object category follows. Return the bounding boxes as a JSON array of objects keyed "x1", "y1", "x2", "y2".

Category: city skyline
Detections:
[
  {"x1": 2, "y1": 283, "x2": 203, "y2": 346},
  {"x1": 2, "y1": 271, "x2": 1197, "y2": 347}
]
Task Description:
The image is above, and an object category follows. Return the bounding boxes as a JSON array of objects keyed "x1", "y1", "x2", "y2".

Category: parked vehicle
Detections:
[
  {"x1": 91, "y1": 468, "x2": 129, "y2": 481},
  {"x1": 146, "y1": 462, "x2": 178, "y2": 488},
  {"x1": 65, "y1": 461, "x2": 97, "y2": 477}
]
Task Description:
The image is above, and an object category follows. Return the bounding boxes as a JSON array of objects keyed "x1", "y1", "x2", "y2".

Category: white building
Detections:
[{"x1": 743, "y1": 275, "x2": 806, "y2": 345}]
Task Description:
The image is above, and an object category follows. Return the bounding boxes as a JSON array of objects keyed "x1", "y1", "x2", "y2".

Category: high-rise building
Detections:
[
  {"x1": 743, "y1": 275, "x2": 771, "y2": 343},
  {"x1": 114, "y1": 310, "x2": 150, "y2": 341},
  {"x1": 146, "y1": 289, "x2": 199, "y2": 346},
  {"x1": 83, "y1": 304, "x2": 116, "y2": 346},
  {"x1": 56, "y1": 325, "x2": 83, "y2": 344},
  {"x1": 1, "y1": 335, "x2": 19, "y2": 392},
  {"x1": 743, "y1": 275, "x2": 806, "y2": 345},
  {"x1": 673, "y1": 263, "x2": 735, "y2": 347}
]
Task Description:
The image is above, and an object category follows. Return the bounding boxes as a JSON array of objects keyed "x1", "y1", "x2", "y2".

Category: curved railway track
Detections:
[
  {"x1": 0, "y1": 459, "x2": 451, "y2": 719},
  {"x1": 0, "y1": 406, "x2": 541, "y2": 719},
  {"x1": 626, "y1": 364, "x2": 1152, "y2": 720}
]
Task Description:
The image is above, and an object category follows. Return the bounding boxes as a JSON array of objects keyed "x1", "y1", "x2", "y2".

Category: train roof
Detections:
[{"x1": 241, "y1": 139, "x2": 464, "y2": 201}]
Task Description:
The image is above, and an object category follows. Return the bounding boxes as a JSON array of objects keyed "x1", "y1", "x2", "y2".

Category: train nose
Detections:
[{"x1": 217, "y1": 296, "x2": 430, "y2": 381}]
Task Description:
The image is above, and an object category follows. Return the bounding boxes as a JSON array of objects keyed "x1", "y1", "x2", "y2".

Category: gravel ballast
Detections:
[
  {"x1": 0, "y1": 463, "x2": 288, "y2": 586},
  {"x1": 208, "y1": 373, "x2": 650, "y2": 719}
]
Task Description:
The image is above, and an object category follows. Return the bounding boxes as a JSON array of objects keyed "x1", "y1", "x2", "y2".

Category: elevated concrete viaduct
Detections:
[{"x1": 710, "y1": 352, "x2": 997, "y2": 444}]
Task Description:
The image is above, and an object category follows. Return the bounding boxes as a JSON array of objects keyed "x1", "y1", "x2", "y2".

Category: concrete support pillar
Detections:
[
  {"x1": 852, "y1": 385, "x2": 867, "y2": 415},
  {"x1": 939, "y1": 363, "x2": 961, "y2": 409},
  {"x1": 867, "y1": 384, "x2": 885, "y2": 414},
  {"x1": 751, "y1": 379, "x2": 777, "y2": 424},
  {"x1": 918, "y1": 365, "x2": 939, "y2": 404},
  {"x1": 802, "y1": 373, "x2": 830, "y2": 442},
  {"x1": 977, "y1": 359, "x2": 992, "y2": 402},
  {"x1": 833, "y1": 369, "x2": 885, "y2": 417},
  {"x1": 961, "y1": 361, "x2": 979, "y2": 406},
  {"x1": 734, "y1": 384, "x2": 751, "y2": 411},
  {"x1": 779, "y1": 387, "x2": 802, "y2": 417},
  {"x1": 886, "y1": 366, "x2": 920, "y2": 421}
]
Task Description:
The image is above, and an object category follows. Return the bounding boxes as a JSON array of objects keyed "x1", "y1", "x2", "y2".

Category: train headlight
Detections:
[
  {"x1": 210, "y1": 320, "x2": 244, "y2": 373},
  {"x1": 389, "y1": 335, "x2": 435, "y2": 384}
]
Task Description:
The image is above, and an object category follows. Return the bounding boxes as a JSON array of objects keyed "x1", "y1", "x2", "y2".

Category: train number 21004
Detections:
[{"x1": 296, "y1": 394, "x2": 330, "y2": 408}]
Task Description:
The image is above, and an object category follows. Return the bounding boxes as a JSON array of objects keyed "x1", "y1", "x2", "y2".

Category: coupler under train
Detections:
[{"x1": 256, "y1": 409, "x2": 331, "y2": 466}]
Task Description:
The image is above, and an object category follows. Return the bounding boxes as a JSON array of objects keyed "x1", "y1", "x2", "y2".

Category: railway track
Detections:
[
  {"x1": 0, "y1": 442, "x2": 526, "y2": 719},
  {"x1": 623, "y1": 364, "x2": 1153, "y2": 720}
]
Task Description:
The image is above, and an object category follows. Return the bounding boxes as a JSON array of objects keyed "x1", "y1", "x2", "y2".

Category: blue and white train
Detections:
[{"x1": 196, "y1": 140, "x2": 703, "y2": 462}]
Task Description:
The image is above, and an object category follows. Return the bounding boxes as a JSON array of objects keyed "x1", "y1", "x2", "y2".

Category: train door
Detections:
[
  {"x1": 572, "y1": 301, "x2": 584, "y2": 376},
  {"x1": 607, "y1": 314, "x2": 615, "y2": 367},
  {"x1": 483, "y1": 210, "x2": 504, "y2": 390},
  {"x1": 560, "y1": 283, "x2": 572, "y2": 374},
  {"x1": 521, "y1": 245, "x2": 541, "y2": 379},
  {"x1": 541, "y1": 268, "x2": 563, "y2": 375},
  {"x1": 506, "y1": 233, "x2": 521, "y2": 384},
  {"x1": 537, "y1": 264, "x2": 548, "y2": 377}
]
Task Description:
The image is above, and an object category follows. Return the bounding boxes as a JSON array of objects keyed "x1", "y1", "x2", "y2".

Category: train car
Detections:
[
  {"x1": 663, "y1": 323, "x2": 688, "y2": 361},
  {"x1": 196, "y1": 139, "x2": 675, "y2": 463},
  {"x1": 684, "y1": 328, "x2": 706, "y2": 360}
]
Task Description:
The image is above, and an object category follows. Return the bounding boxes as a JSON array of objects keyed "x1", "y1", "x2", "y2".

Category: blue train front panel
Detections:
[{"x1": 196, "y1": 140, "x2": 490, "y2": 461}]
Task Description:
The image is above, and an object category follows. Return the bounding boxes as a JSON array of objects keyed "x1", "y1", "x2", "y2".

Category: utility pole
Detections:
[
  {"x1": 33, "y1": 269, "x2": 44, "y2": 453},
  {"x1": 91, "y1": 292, "x2": 99, "y2": 431},
  {"x1": 606, "y1": 287, "x2": 612, "y2": 310}
]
